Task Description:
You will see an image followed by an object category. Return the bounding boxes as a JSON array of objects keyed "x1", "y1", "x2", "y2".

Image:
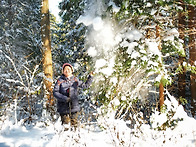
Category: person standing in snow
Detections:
[{"x1": 53, "y1": 63, "x2": 93, "y2": 130}]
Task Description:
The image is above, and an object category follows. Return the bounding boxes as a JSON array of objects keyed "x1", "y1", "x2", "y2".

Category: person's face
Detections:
[{"x1": 63, "y1": 66, "x2": 73, "y2": 77}]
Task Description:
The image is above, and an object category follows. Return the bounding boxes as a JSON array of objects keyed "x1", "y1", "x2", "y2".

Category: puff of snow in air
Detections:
[
  {"x1": 76, "y1": 14, "x2": 93, "y2": 26},
  {"x1": 92, "y1": 17, "x2": 103, "y2": 31},
  {"x1": 108, "y1": 1, "x2": 120, "y2": 13},
  {"x1": 95, "y1": 59, "x2": 107, "y2": 70},
  {"x1": 87, "y1": 46, "x2": 97, "y2": 57}
]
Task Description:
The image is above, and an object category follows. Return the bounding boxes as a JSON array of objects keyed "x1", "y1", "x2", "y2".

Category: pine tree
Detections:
[
  {"x1": 0, "y1": 0, "x2": 43, "y2": 121},
  {"x1": 52, "y1": 0, "x2": 89, "y2": 75},
  {"x1": 87, "y1": 0, "x2": 188, "y2": 118}
]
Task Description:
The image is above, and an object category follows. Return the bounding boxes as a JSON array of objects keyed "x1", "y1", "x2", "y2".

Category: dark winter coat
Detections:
[{"x1": 53, "y1": 74, "x2": 93, "y2": 114}]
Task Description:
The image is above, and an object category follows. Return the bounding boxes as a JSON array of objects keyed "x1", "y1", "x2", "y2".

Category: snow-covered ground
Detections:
[
  {"x1": 0, "y1": 97, "x2": 196, "y2": 147},
  {"x1": 0, "y1": 117, "x2": 115, "y2": 147}
]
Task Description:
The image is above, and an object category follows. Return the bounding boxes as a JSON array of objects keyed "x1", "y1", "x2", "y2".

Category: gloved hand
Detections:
[
  {"x1": 66, "y1": 97, "x2": 71, "y2": 102},
  {"x1": 72, "y1": 81, "x2": 78, "y2": 88},
  {"x1": 89, "y1": 71, "x2": 95, "y2": 76}
]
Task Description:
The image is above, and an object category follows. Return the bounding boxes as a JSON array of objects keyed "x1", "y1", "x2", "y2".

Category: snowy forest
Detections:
[{"x1": 0, "y1": 0, "x2": 196, "y2": 146}]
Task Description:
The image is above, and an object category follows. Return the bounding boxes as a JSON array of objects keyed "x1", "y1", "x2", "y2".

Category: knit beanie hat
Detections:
[{"x1": 62, "y1": 63, "x2": 74, "y2": 72}]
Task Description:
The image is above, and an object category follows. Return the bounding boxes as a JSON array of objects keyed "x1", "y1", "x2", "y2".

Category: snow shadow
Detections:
[
  {"x1": 0, "y1": 143, "x2": 9, "y2": 147},
  {"x1": 0, "y1": 125, "x2": 55, "y2": 147}
]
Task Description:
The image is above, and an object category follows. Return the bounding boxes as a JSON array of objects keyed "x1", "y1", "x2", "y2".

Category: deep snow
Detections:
[{"x1": 0, "y1": 97, "x2": 196, "y2": 147}]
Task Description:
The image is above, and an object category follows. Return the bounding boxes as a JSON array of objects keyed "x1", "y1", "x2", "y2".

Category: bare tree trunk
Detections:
[
  {"x1": 8, "y1": 0, "x2": 13, "y2": 27},
  {"x1": 178, "y1": 2, "x2": 186, "y2": 100},
  {"x1": 188, "y1": 4, "x2": 196, "y2": 117},
  {"x1": 41, "y1": 0, "x2": 54, "y2": 106},
  {"x1": 156, "y1": 25, "x2": 164, "y2": 110},
  {"x1": 159, "y1": 83, "x2": 164, "y2": 109}
]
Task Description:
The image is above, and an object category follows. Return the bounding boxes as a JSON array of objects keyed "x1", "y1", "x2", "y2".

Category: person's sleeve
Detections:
[
  {"x1": 78, "y1": 75, "x2": 93, "y2": 89},
  {"x1": 53, "y1": 80, "x2": 69, "y2": 102}
]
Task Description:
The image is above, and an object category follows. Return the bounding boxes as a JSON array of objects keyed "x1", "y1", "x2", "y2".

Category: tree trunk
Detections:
[
  {"x1": 188, "y1": 4, "x2": 196, "y2": 117},
  {"x1": 159, "y1": 83, "x2": 164, "y2": 109},
  {"x1": 41, "y1": 0, "x2": 54, "y2": 106},
  {"x1": 178, "y1": 2, "x2": 186, "y2": 100},
  {"x1": 8, "y1": 0, "x2": 13, "y2": 27},
  {"x1": 156, "y1": 25, "x2": 164, "y2": 110}
]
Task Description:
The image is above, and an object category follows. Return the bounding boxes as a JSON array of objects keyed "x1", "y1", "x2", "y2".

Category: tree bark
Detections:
[
  {"x1": 41, "y1": 0, "x2": 54, "y2": 106},
  {"x1": 156, "y1": 25, "x2": 164, "y2": 110},
  {"x1": 178, "y1": 2, "x2": 186, "y2": 100},
  {"x1": 188, "y1": 4, "x2": 196, "y2": 117}
]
